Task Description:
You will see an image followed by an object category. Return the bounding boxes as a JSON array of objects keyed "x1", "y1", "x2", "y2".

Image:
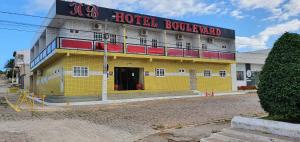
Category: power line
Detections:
[{"x1": 0, "y1": 10, "x2": 273, "y2": 47}]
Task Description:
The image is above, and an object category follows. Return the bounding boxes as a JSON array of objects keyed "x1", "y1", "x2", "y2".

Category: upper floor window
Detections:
[
  {"x1": 94, "y1": 32, "x2": 103, "y2": 41},
  {"x1": 176, "y1": 41, "x2": 183, "y2": 48},
  {"x1": 152, "y1": 39, "x2": 158, "y2": 48},
  {"x1": 110, "y1": 34, "x2": 117, "y2": 44},
  {"x1": 73, "y1": 66, "x2": 89, "y2": 77},
  {"x1": 140, "y1": 37, "x2": 147, "y2": 46},
  {"x1": 17, "y1": 55, "x2": 24, "y2": 62},
  {"x1": 219, "y1": 70, "x2": 226, "y2": 78},
  {"x1": 186, "y1": 42, "x2": 192, "y2": 49},
  {"x1": 207, "y1": 38, "x2": 213, "y2": 44},
  {"x1": 202, "y1": 44, "x2": 207, "y2": 50},
  {"x1": 70, "y1": 29, "x2": 79, "y2": 34},
  {"x1": 204, "y1": 70, "x2": 211, "y2": 77}
]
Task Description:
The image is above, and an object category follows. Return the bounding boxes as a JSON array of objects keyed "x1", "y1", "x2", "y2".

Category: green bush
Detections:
[{"x1": 257, "y1": 32, "x2": 300, "y2": 122}]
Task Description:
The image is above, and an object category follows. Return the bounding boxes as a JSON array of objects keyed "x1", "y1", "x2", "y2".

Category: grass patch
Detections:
[
  {"x1": 152, "y1": 124, "x2": 165, "y2": 130},
  {"x1": 0, "y1": 97, "x2": 8, "y2": 108},
  {"x1": 175, "y1": 123, "x2": 183, "y2": 129}
]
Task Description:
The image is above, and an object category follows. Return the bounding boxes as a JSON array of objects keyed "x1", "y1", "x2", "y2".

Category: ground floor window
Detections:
[
  {"x1": 237, "y1": 71, "x2": 244, "y2": 81},
  {"x1": 155, "y1": 68, "x2": 165, "y2": 77},
  {"x1": 179, "y1": 68, "x2": 185, "y2": 73},
  {"x1": 204, "y1": 70, "x2": 211, "y2": 77},
  {"x1": 73, "y1": 66, "x2": 88, "y2": 77},
  {"x1": 219, "y1": 70, "x2": 226, "y2": 78}
]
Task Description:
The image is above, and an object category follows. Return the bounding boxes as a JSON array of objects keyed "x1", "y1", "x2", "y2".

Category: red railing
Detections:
[
  {"x1": 94, "y1": 42, "x2": 123, "y2": 53},
  {"x1": 56, "y1": 37, "x2": 236, "y2": 59},
  {"x1": 184, "y1": 49, "x2": 199, "y2": 58},
  {"x1": 168, "y1": 48, "x2": 184, "y2": 57},
  {"x1": 147, "y1": 47, "x2": 165, "y2": 55},
  {"x1": 127, "y1": 44, "x2": 146, "y2": 54}
]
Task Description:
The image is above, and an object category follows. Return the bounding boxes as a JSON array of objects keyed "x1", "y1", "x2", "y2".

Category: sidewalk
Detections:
[{"x1": 27, "y1": 91, "x2": 248, "y2": 107}]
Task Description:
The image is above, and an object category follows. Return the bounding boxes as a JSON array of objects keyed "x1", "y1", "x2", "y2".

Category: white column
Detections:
[{"x1": 231, "y1": 64, "x2": 237, "y2": 91}]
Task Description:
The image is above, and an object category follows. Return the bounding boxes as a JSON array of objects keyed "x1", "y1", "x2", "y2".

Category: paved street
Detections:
[{"x1": 0, "y1": 78, "x2": 265, "y2": 142}]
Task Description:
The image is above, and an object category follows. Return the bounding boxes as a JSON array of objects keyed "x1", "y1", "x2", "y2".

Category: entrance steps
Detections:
[{"x1": 201, "y1": 128, "x2": 298, "y2": 142}]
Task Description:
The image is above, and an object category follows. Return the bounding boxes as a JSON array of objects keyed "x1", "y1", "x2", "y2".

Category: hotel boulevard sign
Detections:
[{"x1": 56, "y1": 0, "x2": 235, "y2": 39}]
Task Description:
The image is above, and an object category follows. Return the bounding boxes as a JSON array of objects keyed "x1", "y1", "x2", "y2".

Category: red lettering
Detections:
[
  {"x1": 165, "y1": 20, "x2": 172, "y2": 29},
  {"x1": 69, "y1": 2, "x2": 83, "y2": 17},
  {"x1": 186, "y1": 24, "x2": 192, "y2": 32},
  {"x1": 179, "y1": 23, "x2": 186, "y2": 31},
  {"x1": 199, "y1": 26, "x2": 209, "y2": 34},
  {"x1": 203, "y1": 27, "x2": 209, "y2": 34},
  {"x1": 192, "y1": 25, "x2": 198, "y2": 33},
  {"x1": 216, "y1": 29, "x2": 221, "y2": 36},
  {"x1": 151, "y1": 17, "x2": 158, "y2": 28},
  {"x1": 115, "y1": 12, "x2": 125, "y2": 23},
  {"x1": 172, "y1": 22, "x2": 179, "y2": 30},
  {"x1": 209, "y1": 28, "x2": 216, "y2": 36},
  {"x1": 86, "y1": 5, "x2": 99, "y2": 18},
  {"x1": 143, "y1": 16, "x2": 151, "y2": 27},
  {"x1": 199, "y1": 26, "x2": 204, "y2": 34},
  {"x1": 125, "y1": 14, "x2": 134, "y2": 24},
  {"x1": 135, "y1": 15, "x2": 142, "y2": 25}
]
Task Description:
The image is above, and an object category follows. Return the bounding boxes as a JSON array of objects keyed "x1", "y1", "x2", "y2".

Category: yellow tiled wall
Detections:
[
  {"x1": 35, "y1": 54, "x2": 232, "y2": 96},
  {"x1": 35, "y1": 58, "x2": 64, "y2": 96}
]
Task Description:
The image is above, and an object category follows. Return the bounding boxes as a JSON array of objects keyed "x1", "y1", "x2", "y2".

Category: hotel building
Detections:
[{"x1": 30, "y1": 0, "x2": 236, "y2": 97}]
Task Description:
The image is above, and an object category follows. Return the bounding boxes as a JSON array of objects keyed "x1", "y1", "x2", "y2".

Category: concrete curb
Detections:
[
  {"x1": 231, "y1": 116, "x2": 300, "y2": 139},
  {"x1": 28, "y1": 92, "x2": 246, "y2": 107}
]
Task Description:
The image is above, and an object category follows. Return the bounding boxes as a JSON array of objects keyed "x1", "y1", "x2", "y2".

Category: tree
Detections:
[
  {"x1": 4, "y1": 59, "x2": 15, "y2": 78},
  {"x1": 257, "y1": 32, "x2": 300, "y2": 122}
]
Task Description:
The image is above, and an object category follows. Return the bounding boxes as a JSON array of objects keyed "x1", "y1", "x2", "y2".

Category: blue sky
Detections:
[{"x1": 0, "y1": 0, "x2": 300, "y2": 70}]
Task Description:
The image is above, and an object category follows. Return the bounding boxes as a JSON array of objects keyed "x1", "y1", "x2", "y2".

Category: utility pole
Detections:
[{"x1": 102, "y1": 20, "x2": 108, "y2": 101}]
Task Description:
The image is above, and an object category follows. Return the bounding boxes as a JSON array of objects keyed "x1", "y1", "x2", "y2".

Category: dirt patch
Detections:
[
  {"x1": 0, "y1": 119, "x2": 143, "y2": 142},
  {"x1": 0, "y1": 131, "x2": 32, "y2": 142}
]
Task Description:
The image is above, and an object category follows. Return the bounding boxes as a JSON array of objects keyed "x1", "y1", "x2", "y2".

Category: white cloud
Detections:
[
  {"x1": 267, "y1": 0, "x2": 300, "y2": 21},
  {"x1": 137, "y1": 0, "x2": 220, "y2": 17},
  {"x1": 236, "y1": 19, "x2": 300, "y2": 50},
  {"x1": 230, "y1": 10, "x2": 244, "y2": 19},
  {"x1": 231, "y1": 0, "x2": 285, "y2": 14},
  {"x1": 25, "y1": 0, "x2": 221, "y2": 17}
]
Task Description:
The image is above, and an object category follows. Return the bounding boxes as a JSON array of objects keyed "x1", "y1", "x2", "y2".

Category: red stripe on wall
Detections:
[{"x1": 61, "y1": 39, "x2": 93, "y2": 50}]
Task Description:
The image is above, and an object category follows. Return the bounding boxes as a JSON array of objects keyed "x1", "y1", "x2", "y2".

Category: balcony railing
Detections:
[
  {"x1": 31, "y1": 37, "x2": 235, "y2": 69},
  {"x1": 30, "y1": 38, "x2": 57, "y2": 69}
]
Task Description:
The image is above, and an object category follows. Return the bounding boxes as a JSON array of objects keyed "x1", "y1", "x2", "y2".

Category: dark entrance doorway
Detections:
[{"x1": 114, "y1": 67, "x2": 144, "y2": 90}]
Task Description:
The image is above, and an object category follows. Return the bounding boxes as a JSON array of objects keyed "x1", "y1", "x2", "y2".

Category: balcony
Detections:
[{"x1": 31, "y1": 37, "x2": 236, "y2": 69}]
